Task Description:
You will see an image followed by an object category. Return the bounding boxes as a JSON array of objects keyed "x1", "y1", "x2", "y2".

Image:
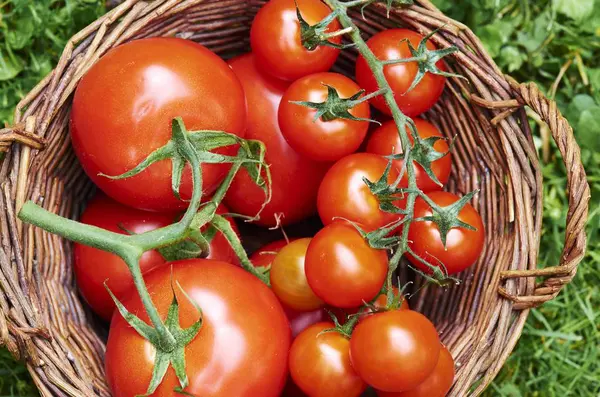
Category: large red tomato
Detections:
[
  {"x1": 289, "y1": 323, "x2": 366, "y2": 397},
  {"x1": 71, "y1": 38, "x2": 246, "y2": 211},
  {"x1": 105, "y1": 260, "x2": 290, "y2": 397},
  {"x1": 251, "y1": 0, "x2": 340, "y2": 81},
  {"x1": 407, "y1": 191, "x2": 485, "y2": 275},
  {"x1": 350, "y1": 310, "x2": 441, "y2": 392},
  {"x1": 226, "y1": 53, "x2": 328, "y2": 226},
  {"x1": 366, "y1": 118, "x2": 452, "y2": 192},
  {"x1": 356, "y1": 29, "x2": 446, "y2": 117},
  {"x1": 278, "y1": 72, "x2": 370, "y2": 162},
  {"x1": 317, "y1": 152, "x2": 401, "y2": 230}
]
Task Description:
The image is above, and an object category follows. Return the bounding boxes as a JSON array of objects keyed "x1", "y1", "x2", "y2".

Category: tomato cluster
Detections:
[{"x1": 64, "y1": 1, "x2": 486, "y2": 396}]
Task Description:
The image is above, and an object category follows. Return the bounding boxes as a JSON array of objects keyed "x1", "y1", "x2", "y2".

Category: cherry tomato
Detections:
[
  {"x1": 71, "y1": 38, "x2": 246, "y2": 211},
  {"x1": 226, "y1": 53, "x2": 329, "y2": 226},
  {"x1": 290, "y1": 322, "x2": 367, "y2": 397},
  {"x1": 350, "y1": 310, "x2": 441, "y2": 392},
  {"x1": 407, "y1": 191, "x2": 485, "y2": 275},
  {"x1": 251, "y1": 0, "x2": 340, "y2": 81},
  {"x1": 317, "y1": 152, "x2": 400, "y2": 230},
  {"x1": 377, "y1": 345, "x2": 455, "y2": 397},
  {"x1": 366, "y1": 118, "x2": 451, "y2": 192},
  {"x1": 105, "y1": 259, "x2": 290, "y2": 397},
  {"x1": 355, "y1": 29, "x2": 446, "y2": 117},
  {"x1": 305, "y1": 222, "x2": 388, "y2": 308},
  {"x1": 358, "y1": 287, "x2": 409, "y2": 321},
  {"x1": 279, "y1": 72, "x2": 370, "y2": 162},
  {"x1": 270, "y1": 238, "x2": 324, "y2": 311}
]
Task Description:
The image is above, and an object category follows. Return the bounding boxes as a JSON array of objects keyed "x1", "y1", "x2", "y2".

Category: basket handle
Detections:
[{"x1": 491, "y1": 79, "x2": 590, "y2": 309}]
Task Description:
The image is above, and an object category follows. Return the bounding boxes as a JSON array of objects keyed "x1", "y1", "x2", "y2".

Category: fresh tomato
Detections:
[
  {"x1": 317, "y1": 152, "x2": 401, "y2": 230},
  {"x1": 251, "y1": 0, "x2": 340, "y2": 81},
  {"x1": 71, "y1": 38, "x2": 246, "y2": 211},
  {"x1": 355, "y1": 29, "x2": 446, "y2": 117},
  {"x1": 305, "y1": 222, "x2": 388, "y2": 308},
  {"x1": 270, "y1": 238, "x2": 324, "y2": 311},
  {"x1": 250, "y1": 239, "x2": 290, "y2": 268},
  {"x1": 366, "y1": 118, "x2": 451, "y2": 192},
  {"x1": 289, "y1": 323, "x2": 367, "y2": 397},
  {"x1": 350, "y1": 310, "x2": 441, "y2": 392},
  {"x1": 226, "y1": 53, "x2": 329, "y2": 226},
  {"x1": 407, "y1": 191, "x2": 484, "y2": 275},
  {"x1": 105, "y1": 259, "x2": 290, "y2": 397},
  {"x1": 278, "y1": 72, "x2": 370, "y2": 162},
  {"x1": 377, "y1": 345, "x2": 455, "y2": 397},
  {"x1": 358, "y1": 287, "x2": 409, "y2": 321}
]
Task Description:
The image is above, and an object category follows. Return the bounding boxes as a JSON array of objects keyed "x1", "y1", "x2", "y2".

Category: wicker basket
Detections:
[{"x1": 0, "y1": 0, "x2": 590, "y2": 396}]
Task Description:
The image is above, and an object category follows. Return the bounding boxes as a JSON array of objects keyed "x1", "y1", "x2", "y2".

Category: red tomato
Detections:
[
  {"x1": 317, "y1": 152, "x2": 400, "y2": 230},
  {"x1": 356, "y1": 29, "x2": 446, "y2": 117},
  {"x1": 305, "y1": 222, "x2": 388, "y2": 308},
  {"x1": 377, "y1": 345, "x2": 455, "y2": 397},
  {"x1": 71, "y1": 38, "x2": 246, "y2": 211},
  {"x1": 251, "y1": 0, "x2": 341, "y2": 81},
  {"x1": 366, "y1": 118, "x2": 451, "y2": 192},
  {"x1": 358, "y1": 287, "x2": 409, "y2": 321},
  {"x1": 226, "y1": 53, "x2": 329, "y2": 226},
  {"x1": 270, "y1": 238, "x2": 324, "y2": 311},
  {"x1": 407, "y1": 191, "x2": 485, "y2": 275},
  {"x1": 350, "y1": 310, "x2": 441, "y2": 392},
  {"x1": 105, "y1": 259, "x2": 290, "y2": 397},
  {"x1": 278, "y1": 72, "x2": 370, "y2": 162},
  {"x1": 250, "y1": 239, "x2": 290, "y2": 268},
  {"x1": 290, "y1": 323, "x2": 366, "y2": 397}
]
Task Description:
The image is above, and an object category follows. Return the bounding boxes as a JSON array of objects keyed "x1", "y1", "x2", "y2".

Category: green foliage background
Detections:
[{"x1": 0, "y1": 0, "x2": 598, "y2": 396}]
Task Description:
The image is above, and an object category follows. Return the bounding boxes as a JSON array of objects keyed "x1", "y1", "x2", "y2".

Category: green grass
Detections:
[{"x1": 0, "y1": 0, "x2": 598, "y2": 396}]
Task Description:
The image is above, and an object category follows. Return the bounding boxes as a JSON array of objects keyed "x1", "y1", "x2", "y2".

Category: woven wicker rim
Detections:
[{"x1": 0, "y1": 0, "x2": 590, "y2": 396}]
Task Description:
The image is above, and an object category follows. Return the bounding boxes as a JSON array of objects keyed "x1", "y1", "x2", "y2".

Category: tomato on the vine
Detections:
[
  {"x1": 289, "y1": 322, "x2": 366, "y2": 397},
  {"x1": 377, "y1": 345, "x2": 455, "y2": 397},
  {"x1": 71, "y1": 38, "x2": 246, "y2": 211},
  {"x1": 251, "y1": 0, "x2": 341, "y2": 81},
  {"x1": 270, "y1": 238, "x2": 324, "y2": 311},
  {"x1": 226, "y1": 53, "x2": 329, "y2": 226},
  {"x1": 105, "y1": 259, "x2": 290, "y2": 397},
  {"x1": 358, "y1": 287, "x2": 409, "y2": 321},
  {"x1": 317, "y1": 152, "x2": 401, "y2": 230},
  {"x1": 366, "y1": 118, "x2": 452, "y2": 192},
  {"x1": 356, "y1": 29, "x2": 446, "y2": 117},
  {"x1": 306, "y1": 222, "x2": 388, "y2": 308},
  {"x1": 407, "y1": 191, "x2": 485, "y2": 275},
  {"x1": 350, "y1": 310, "x2": 441, "y2": 392},
  {"x1": 278, "y1": 72, "x2": 371, "y2": 162}
]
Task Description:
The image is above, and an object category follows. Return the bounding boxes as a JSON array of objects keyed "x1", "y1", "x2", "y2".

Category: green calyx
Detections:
[
  {"x1": 363, "y1": 157, "x2": 408, "y2": 215},
  {"x1": 320, "y1": 309, "x2": 360, "y2": 339},
  {"x1": 296, "y1": 2, "x2": 351, "y2": 51}
]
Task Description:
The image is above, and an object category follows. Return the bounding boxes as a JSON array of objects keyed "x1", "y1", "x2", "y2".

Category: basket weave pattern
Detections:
[{"x1": 0, "y1": 0, "x2": 589, "y2": 396}]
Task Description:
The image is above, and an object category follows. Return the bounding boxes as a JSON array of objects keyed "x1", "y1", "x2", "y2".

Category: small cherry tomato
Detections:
[
  {"x1": 270, "y1": 238, "x2": 324, "y2": 311},
  {"x1": 317, "y1": 152, "x2": 401, "y2": 230},
  {"x1": 366, "y1": 118, "x2": 451, "y2": 192},
  {"x1": 279, "y1": 72, "x2": 370, "y2": 162},
  {"x1": 356, "y1": 29, "x2": 446, "y2": 117},
  {"x1": 251, "y1": 0, "x2": 341, "y2": 81},
  {"x1": 290, "y1": 322, "x2": 367, "y2": 397},
  {"x1": 407, "y1": 191, "x2": 484, "y2": 275},
  {"x1": 377, "y1": 345, "x2": 455, "y2": 397},
  {"x1": 306, "y1": 222, "x2": 388, "y2": 308},
  {"x1": 350, "y1": 310, "x2": 441, "y2": 392}
]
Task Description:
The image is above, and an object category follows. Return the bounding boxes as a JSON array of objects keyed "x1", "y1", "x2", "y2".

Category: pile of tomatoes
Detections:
[{"x1": 65, "y1": 0, "x2": 485, "y2": 396}]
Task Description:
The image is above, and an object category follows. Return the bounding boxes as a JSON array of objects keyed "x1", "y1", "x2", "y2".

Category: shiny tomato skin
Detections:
[
  {"x1": 350, "y1": 310, "x2": 441, "y2": 392},
  {"x1": 290, "y1": 322, "x2": 367, "y2": 397},
  {"x1": 377, "y1": 345, "x2": 455, "y2": 397},
  {"x1": 251, "y1": 0, "x2": 340, "y2": 81},
  {"x1": 317, "y1": 152, "x2": 400, "y2": 230},
  {"x1": 105, "y1": 259, "x2": 290, "y2": 397},
  {"x1": 279, "y1": 72, "x2": 370, "y2": 162},
  {"x1": 71, "y1": 38, "x2": 246, "y2": 211},
  {"x1": 270, "y1": 238, "x2": 324, "y2": 311},
  {"x1": 305, "y1": 222, "x2": 388, "y2": 308},
  {"x1": 355, "y1": 29, "x2": 446, "y2": 117},
  {"x1": 226, "y1": 53, "x2": 329, "y2": 226},
  {"x1": 407, "y1": 191, "x2": 485, "y2": 275},
  {"x1": 366, "y1": 118, "x2": 451, "y2": 192}
]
